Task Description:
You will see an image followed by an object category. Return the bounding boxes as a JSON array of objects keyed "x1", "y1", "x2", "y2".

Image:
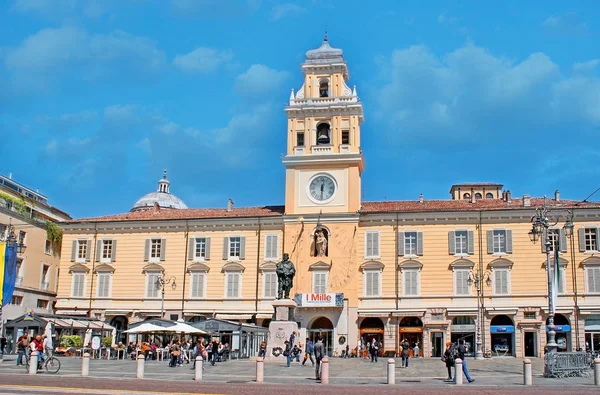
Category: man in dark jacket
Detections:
[
  {"x1": 302, "y1": 338, "x2": 314, "y2": 366},
  {"x1": 454, "y1": 339, "x2": 474, "y2": 383},
  {"x1": 313, "y1": 336, "x2": 325, "y2": 380}
]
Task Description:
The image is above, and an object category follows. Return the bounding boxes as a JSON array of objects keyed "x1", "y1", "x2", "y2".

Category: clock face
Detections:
[{"x1": 308, "y1": 175, "x2": 336, "y2": 203}]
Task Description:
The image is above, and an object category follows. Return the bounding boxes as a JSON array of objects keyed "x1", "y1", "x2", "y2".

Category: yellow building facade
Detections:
[{"x1": 55, "y1": 37, "x2": 600, "y2": 358}]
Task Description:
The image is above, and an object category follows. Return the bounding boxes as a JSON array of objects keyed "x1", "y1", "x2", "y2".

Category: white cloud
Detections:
[
  {"x1": 4, "y1": 27, "x2": 165, "y2": 90},
  {"x1": 36, "y1": 110, "x2": 98, "y2": 126},
  {"x1": 137, "y1": 137, "x2": 152, "y2": 154},
  {"x1": 234, "y1": 64, "x2": 290, "y2": 97},
  {"x1": 270, "y1": 3, "x2": 306, "y2": 21},
  {"x1": 438, "y1": 13, "x2": 457, "y2": 24},
  {"x1": 173, "y1": 47, "x2": 234, "y2": 73},
  {"x1": 573, "y1": 59, "x2": 600, "y2": 73},
  {"x1": 12, "y1": 0, "x2": 116, "y2": 18},
  {"x1": 375, "y1": 42, "x2": 600, "y2": 141},
  {"x1": 541, "y1": 13, "x2": 588, "y2": 32},
  {"x1": 159, "y1": 122, "x2": 180, "y2": 134},
  {"x1": 104, "y1": 104, "x2": 137, "y2": 122}
]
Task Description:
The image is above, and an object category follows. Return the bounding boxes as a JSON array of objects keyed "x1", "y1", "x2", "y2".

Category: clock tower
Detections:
[{"x1": 282, "y1": 34, "x2": 364, "y2": 216}]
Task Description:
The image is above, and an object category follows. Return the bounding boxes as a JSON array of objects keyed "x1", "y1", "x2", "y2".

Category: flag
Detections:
[
  {"x1": 551, "y1": 244, "x2": 561, "y2": 310},
  {"x1": 1, "y1": 242, "x2": 18, "y2": 307}
]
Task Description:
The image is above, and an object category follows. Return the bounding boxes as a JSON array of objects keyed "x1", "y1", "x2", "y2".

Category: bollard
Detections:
[
  {"x1": 321, "y1": 357, "x2": 329, "y2": 385},
  {"x1": 387, "y1": 358, "x2": 395, "y2": 385},
  {"x1": 136, "y1": 354, "x2": 145, "y2": 379},
  {"x1": 523, "y1": 359, "x2": 532, "y2": 385},
  {"x1": 82, "y1": 353, "x2": 90, "y2": 376},
  {"x1": 194, "y1": 356, "x2": 202, "y2": 381},
  {"x1": 594, "y1": 357, "x2": 600, "y2": 386},
  {"x1": 454, "y1": 358, "x2": 463, "y2": 385},
  {"x1": 256, "y1": 357, "x2": 264, "y2": 383},
  {"x1": 29, "y1": 351, "x2": 38, "y2": 375}
]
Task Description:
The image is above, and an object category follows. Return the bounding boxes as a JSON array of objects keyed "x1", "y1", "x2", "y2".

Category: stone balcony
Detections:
[{"x1": 311, "y1": 145, "x2": 333, "y2": 154}]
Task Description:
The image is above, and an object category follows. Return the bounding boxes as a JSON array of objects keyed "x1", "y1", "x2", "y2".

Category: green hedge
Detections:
[{"x1": 60, "y1": 335, "x2": 83, "y2": 348}]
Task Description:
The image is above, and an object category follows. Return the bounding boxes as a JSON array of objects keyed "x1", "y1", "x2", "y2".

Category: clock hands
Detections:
[{"x1": 320, "y1": 181, "x2": 324, "y2": 199}]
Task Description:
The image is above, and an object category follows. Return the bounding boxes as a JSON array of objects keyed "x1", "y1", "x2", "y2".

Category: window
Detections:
[
  {"x1": 403, "y1": 270, "x2": 420, "y2": 296},
  {"x1": 229, "y1": 237, "x2": 241, "y2": 259},
  {"x1": 190, "y1": 273, "x2": 205, "y2": 298},
  {"x1": 475, "y1": 192, "x2": 482, "y2": 200},
  {"x1": 524, "y1": 312, "x2": 536, "y2": 320},
  {"x1": 96, "y1": 273, "x2": 111, "y2": 298},
  {"x1": 76, "y1": 240, "x2": 88, "y2": 262},
  {"x1": 41, "y1": 264, "x2": 50, "y2": 290},
  {"x1": 72, "y1": 273, "x2": 85, "y2": 297},
  {"x1": 313, "y1": 272, "x2": 328, "y2": 294},
  {"x1": 363, "y1": 271, "x2": 380, "y2": 297},
  {"x1": 548, "y1": 229, "x2": 560, "y2": 253},
  {"x1": 341, "y1": 130, "x2": 350, "y2": 145},
  {"x1": 11, "y1": 295, "x2": 23, "y2": 305},
  {"x1": 493, "y1": 269, "x2": 510, "y2": 295},
  {"x1": 583, "y1": 228, "x2": 599, "y2": 252},
  {"x1": 44, "y1": 239, "x2": 52, "y2": 255},
  {"x1": 319, "y1": 81, "x2": 329, "y2": 97},
  {"x1": 463, "y1": 193, "x2": 471, "y2": 200},
  {"x1": 263, "y1": 272, "x2": 277, "y2": 298},
  {"x1": 150, "y1": 239, "x2": 162, "y2": 261},
  {"x1": 101, "y1": 240, "x2": 114, "y2": 262},
  {"x1": 18, "y1": 230, "x2": 26, "y2": 245},
  {"x1": 297, "y1": 132, "x2": 305, "y2": 147},
  {"x1": 586, "y1": 267, "x2": 600, "y2": 293},
  {"x1": 365, "y1": 231, "x2": 380, "y2": 259},
  {"x1": 486, "y1": 192, "x2": 494, "y2": 199},
  {"x1": 264, "y1": 234, "x2": 279, "y2": 261},
  {"x1": 36, "y1": 299, "x2": 49, "y2": 309},
  {"x1": 454, "y1": 270, "x2": 471, "y2": 295},
  {"x1": 194, "y1": 238, "x2": 208, "y2": 260},
  {"x1": 146, "y1": 273, "x2": 160, "y2": 298},
  {"x1": 226, "y1": 273, "x2": 241, "y2": 298},
  {"x1": 488, "y1": 229, "x2": 512, "y2": 254},
  {"x1": 404, "y1": 232, "x2": 417, "y2": 256},
  {"x1": 455, "y1": 231, "x2": 468, "y2": 255}
]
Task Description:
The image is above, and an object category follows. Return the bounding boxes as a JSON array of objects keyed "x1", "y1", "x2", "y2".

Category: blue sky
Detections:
[{"x1": 1, "y1": 0, "x2": 599, "y2": 218}]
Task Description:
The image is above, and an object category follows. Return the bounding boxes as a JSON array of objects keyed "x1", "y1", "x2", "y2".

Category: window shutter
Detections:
[
  {"x1": 506, "y1": 230, "x2": 513, "y2": 254},
  {"x1": 448, "y1": 231, "x2": 456, "y2": 255},
  {"x1": 95, "y1": 240, "x2": 102, "y2": 261},
  {"x1": 71, "y1": 240, "x2": 77, "y2": 262},
  {"x1": 578, "y1": 228, "x2": 585, "y2": 252},
  {"x1": 144, "y1": 239, "x2": 150, "y2": 261},
  {"x1": 223, "y1": 237, "x2": 229, "y2": 260},
  {"x1": 85, "y1": 239, "x2": 91, "y2": 261},
  {"x1": 455, "y1": 271, "x2": 464, "y2": 295},
  {"x1": 559, "y1": 229, "x2": 567, "y2": 253},
  {"x1": 192, "y1": 274, "x2": 203, "y2": 298},
  {"x1": 365, "y1": 273, "x2": 373, "y2": 296},
  {"x1": 486, "y1": 231, "x2": 493, "y2": 254},
  {"x1": 397, "y1": 232, "x2": 405, "y2": 256},
  {"x1": 467, "y1": 231, "x2": 475, "y2": 254},
  {"x1": 417, "y1": 232, "x2": 424, "y2": 256},
  {"x1": 240, "y1": 236, "x2": 246, "y2": 260},
  {"x1": 111, "y1": 240, "x2": 117, "y2": 262},
  {"x1": 205, "y1": 238, "x2": 211, "y2": 260},
  {"x1": 160, "y1": 239, "x2": 166, "y2": 261},
  {"x1": 365, "y1": 233, "x2": 372, "y2": 258},
  {"x1": 596, "y1": 228, "x2": 600, "y2": 248},
  {"x1": 188, "y1": 238, "x2": 195, "y2": 260},
  {"x1": 373, "y1": 232, "x2": 379, "y2": 257},
  {"x1": 494, "y1": 271, "x2": 502, "y2": 294}
]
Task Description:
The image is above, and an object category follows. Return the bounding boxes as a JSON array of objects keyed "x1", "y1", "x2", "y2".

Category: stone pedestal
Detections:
[{"x1": 265, "y1": 299, "x2": 299, "y2": 362}]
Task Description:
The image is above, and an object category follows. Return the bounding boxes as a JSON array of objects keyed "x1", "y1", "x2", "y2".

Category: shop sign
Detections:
[
  {"x1": 294, "y1": 293, "x2": 344, "y2": 307},
  {"x1": 451, "y1": 324, "x2": 475, "y2": 332},
  {"x1": 490, "y1": 325, "x2": 515, "y2": 334},
  {"x1": 399, "y1": 327, "x2": 423, "y2": 333},
  {"x1": 547, "y1": 325, "x2": 571, "y2": 332}
]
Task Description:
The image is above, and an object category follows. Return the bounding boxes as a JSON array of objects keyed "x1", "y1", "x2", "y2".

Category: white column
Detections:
[
  {"x1": 321, "y1": 357, "x2": 329, "y2": 385},
  {"x1": 136, "y1": 354, "x2": 144, "y2": 379},
  {"x1": 523, "y1": 359, "x2": 532, "y2": 385},
  {"x1": 194, "y1": 356, "x2": 202, "y2": 381},
  {"x1": 82, "y1": 353, "x2": 90, "y2": 376},
  {"x1": 454, "y1": 359, "x2": 463, "y2": 385},
  {"x1": 594, "y1": 358, "x2": 600, "y2": 386},
  {"x1": 387, "y1": 358, "x2": 395, "y2": 384},
  {"x1": 29, "y1": 351, "x2": 38, "y2": 375},
  {"x1": 256, "y1": 357, "x2": 264, "y2": 383}
]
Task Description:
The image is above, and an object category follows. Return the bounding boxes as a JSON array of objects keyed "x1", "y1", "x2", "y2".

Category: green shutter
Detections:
[
  {"x1": 188, "y1": 238, "x2": 195, "y2": 260},
  {"x1": 95, "y1": 240, "x2": 102, "y2": 261},
  {"x1": 144, "y1": 239, "x2": 150, "y2": 261},
  {"x1": 71, "y1": 240, "x2": 77, "y2": 262},
  {"x1": 448, "y1": 231, "x2": 456, "y2": 255},
  {"x1": 397, "y1": 232, "x2": 405, "y2": 256},
  {"x1": 222, "y1": 237, "x2": 229, "y2": 260}
]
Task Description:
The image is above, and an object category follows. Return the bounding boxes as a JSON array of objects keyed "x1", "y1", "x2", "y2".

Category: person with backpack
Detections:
[{"x1": 442, "y1": 341, "x2": 454, "y2": 380}]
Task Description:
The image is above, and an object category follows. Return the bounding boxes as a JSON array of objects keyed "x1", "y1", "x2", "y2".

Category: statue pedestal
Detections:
[{"x1": 265, "y1": 299, "x2": 298, "y2": 362}]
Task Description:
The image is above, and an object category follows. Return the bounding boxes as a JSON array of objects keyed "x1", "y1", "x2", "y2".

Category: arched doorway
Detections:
[
  {"x1": 360, "y1": 317, "x2": 384, "y2": 358},
  {"x1": 490, "y1": 315, "x2": 515, "y2": 356},
  {"x1": 398, "y1": 317, "x2": 423, "y2": 357},
  {"x1": 547, "y1": 314, "x2": 571, "y2": 352},
  {"x1": 585, "y1": 315, "x2": 600, "y2": 352},
  {"x1": 261, "y1": 319, "x2": 271, "y2": 328},
  {"x1": 308, "y1": 317, "x2": 334, "y2": 356},
  {"x1": 450, "y1": 316, "x2": 476, "y2": 357},
  {"x1": 109, "y1": 316, "x2": 129, "y2": 344}
]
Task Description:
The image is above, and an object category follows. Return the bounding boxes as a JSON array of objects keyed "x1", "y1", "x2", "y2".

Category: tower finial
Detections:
[
  {"x1": 163, "y1": 169, "x2": 167, "y2": 179},
  {"x1": 324, "y1": 30, "x2": 328, "y2": 42}
]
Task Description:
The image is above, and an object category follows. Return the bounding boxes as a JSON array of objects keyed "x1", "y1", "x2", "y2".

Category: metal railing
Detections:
[{"x1": 545, "y1": 351, "x2": 590, "y2": 378}]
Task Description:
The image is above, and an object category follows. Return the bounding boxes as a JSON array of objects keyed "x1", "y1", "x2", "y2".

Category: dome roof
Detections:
[
  {"x1": 305, "y1": 33, "x2": 344, "y2": 64},
  {"x1": 131, "y1": 170, "x2": 188, "y2": 211}
]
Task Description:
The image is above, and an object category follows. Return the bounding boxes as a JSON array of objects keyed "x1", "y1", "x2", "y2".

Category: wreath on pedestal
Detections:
[{"x1": 272, "y1": 347, "x2": 283, "y2": 357}]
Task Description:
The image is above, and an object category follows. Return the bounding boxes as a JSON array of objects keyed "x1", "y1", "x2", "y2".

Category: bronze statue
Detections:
[
  {"x1": 315, "y1": 229, "x2": 328, "y2": 257},
  {"x1": 276, "y1": 253, "x2": 296, "y2": 299}
]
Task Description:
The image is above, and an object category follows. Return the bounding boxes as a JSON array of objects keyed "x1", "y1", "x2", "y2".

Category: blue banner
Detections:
[
  {"x1": 547, "y1": 325, "x2": 571, "y2": 332},
  {"x1": 2, "y1": 244, "x2": 18, "y2": 308},
  {"x1": 490, "y1": 325, "x2": 515, "y2": 334}
]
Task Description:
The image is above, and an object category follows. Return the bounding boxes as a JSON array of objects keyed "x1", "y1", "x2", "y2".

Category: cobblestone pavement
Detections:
[{"x1": 0, "y1": 355, "x2": 597, "y2": 394}]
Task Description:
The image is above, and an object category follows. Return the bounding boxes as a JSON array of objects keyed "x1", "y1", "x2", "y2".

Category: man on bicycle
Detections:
[{"x1": 30, "y1": 335, "x2": 45, "y2": 368}]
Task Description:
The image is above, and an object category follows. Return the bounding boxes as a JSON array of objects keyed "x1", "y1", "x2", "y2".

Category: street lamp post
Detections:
[
  {"x1": 527, "y1": 200, "x2": 573, "y2": 376},
  {"x1": 155, "y1": 275, "x2": 176, "y2": 319},
  {"x1": 468, "y1": 270, "x2": 491, "y2": 360},
  {"x1": 0, "y1": 227, "x2": 25, "y2": 363}
]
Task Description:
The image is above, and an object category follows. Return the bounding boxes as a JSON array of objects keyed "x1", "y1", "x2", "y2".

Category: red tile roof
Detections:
[{"x1": 65, "y1": 198, "x2": 600, "y2": 224}]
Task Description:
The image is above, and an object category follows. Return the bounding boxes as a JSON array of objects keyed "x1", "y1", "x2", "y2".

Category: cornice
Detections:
[
  {"x1": 281, "y1": 153, "x2": 363, "y2": 168},
  {"x1": 283, "y1": 212, "x2": 360, "y2": 224}
]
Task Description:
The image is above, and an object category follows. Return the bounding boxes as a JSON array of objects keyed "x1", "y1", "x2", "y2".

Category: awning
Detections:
[
  {"x1": 55, "y1": 310, "x2": 89, "y2": 316},
  {"x1": 215, "y1": 314, "x2": 253, "y2": 320},
  {"x1": 392, "y1": 310, "x2": 426, "y2": 317},
  {"x1": 256, "y1": 314, "x2": 273, "y2": 319},
  {"x1": 358, "y1": 312, "x2": 390, "y2": 317}
]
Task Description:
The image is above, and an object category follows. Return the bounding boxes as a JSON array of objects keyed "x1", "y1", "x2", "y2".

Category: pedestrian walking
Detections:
[
  {"x1": 16, "y1": 333, "x2": 30, "y2": 366},
  {"x1": 314, "y1": 336, "x2": 325, "y2": 380},
  {"x1": 302, "y1": 338, "x2": 315, "y2": 366},
  {"x1": 369, "y1": 338, "x2": 378, "y2": 362},
  {"x1": 454, "y1": 339, "x2": 474, "y2": 383},
  {"x1": 442, "y1": 341, "x2": 454, "y2": 380},
  {"x1": 401, "y1": 339, "x2": 410, "y2": 368}
]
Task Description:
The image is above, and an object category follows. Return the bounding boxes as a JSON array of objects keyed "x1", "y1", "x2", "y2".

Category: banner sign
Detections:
[
  {"x1": 294, "y1": 293, "x2": 344, "y2": 307},
  {"x1": 1, "y1": 242, "x2": 18, "y2": 308}
]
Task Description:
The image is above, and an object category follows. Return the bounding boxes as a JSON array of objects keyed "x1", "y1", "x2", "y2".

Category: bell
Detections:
[{"x1": 317, "y1": 132, "x2": 330, "y2": 144}]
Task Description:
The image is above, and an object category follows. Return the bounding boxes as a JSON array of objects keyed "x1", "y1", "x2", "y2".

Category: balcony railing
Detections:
[
  {"x1": 312, "y1": 145, "x2": 333, "y2": 154},
  {"x1": 41, "y1": 282, "x2": 49, "y2": 291},
  {"x1": 15, "y1": 276, "x2": 23, "y2": 286}
]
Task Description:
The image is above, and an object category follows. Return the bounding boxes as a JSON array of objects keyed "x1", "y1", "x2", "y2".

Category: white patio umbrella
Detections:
[
  {"x1": 123, "y1": 323, "x2": 175, "y2": 334},
  {"x1": 83, "y1": 328, "x2": 93, "y2": 347},
  {"x1": 44, "y1": 321, "x2": 54, "y2": 350},
  {"x1": 165, "y1": 322, "x2": 207, "y2": 334},
  {"x1": 111, "y1": 327, "x2": 117, "y2": 347}
]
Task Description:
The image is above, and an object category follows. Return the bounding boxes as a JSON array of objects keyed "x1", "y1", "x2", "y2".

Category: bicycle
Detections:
[{"x1": 25, "y1": 351, "x2": 61, "y2": 374}]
